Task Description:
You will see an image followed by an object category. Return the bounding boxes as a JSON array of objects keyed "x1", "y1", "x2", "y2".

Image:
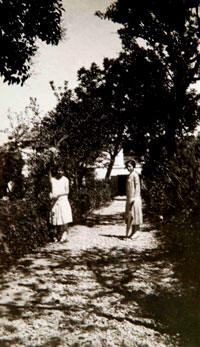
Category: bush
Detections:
[
  {"x1": 70, "y1": 178, "x2": 112, "y2": 223},
  {"x1": 143, "y1": 135, "x2": 200, "y2": 249},
  {"x1": 0, "y1": 198, "x2": 51, "y2": 261},
  {"x1": 0, "y1": 172, "x2": 112, "y2": 261}
]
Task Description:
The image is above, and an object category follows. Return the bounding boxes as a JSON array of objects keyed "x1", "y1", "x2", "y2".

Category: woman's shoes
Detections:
[{"x1": 60, "y1": 231, "x2": 68, "y2": 243}]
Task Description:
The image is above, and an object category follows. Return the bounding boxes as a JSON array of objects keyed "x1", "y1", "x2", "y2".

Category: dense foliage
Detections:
[
  {"x1": 0, "y1": 198, "x2": 50, "y2": 259},
  {"x1": 0, "y1": 138, "x2": 112, "y2": 259},
  {"x1": 143, "y1": 134, "x2": 200, "y2": 248},
  {"x1": 0, "y1": 145, "x2": 24, "y2": 199},
  {"x1": 98, "y1": 0, "x2": 200, "y2": 161},
  {"x1": 0, "y1": 0, "x2": 64, "y2": 84},
  {"x1": 70, "y1": 177, "x2": 112, "y2": 222}
]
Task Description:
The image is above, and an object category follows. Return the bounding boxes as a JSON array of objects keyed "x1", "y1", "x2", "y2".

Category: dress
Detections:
[
  {"x1": 125, "y1": 171, "x2": 143, "y2": 226},
  {"x1": 50, "y1": 176, "x2": 73, "y2": 226}
]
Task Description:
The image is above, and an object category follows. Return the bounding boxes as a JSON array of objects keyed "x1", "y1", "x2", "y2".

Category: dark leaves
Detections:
[{"x1": 0, "y1": 0, "x2": 64, "y2": 84}]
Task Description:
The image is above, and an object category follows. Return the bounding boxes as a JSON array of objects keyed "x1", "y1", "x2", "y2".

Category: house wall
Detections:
[
  {"x1": 94, "y1": 149, "x2": 142, "y2": 196},
  {"x1": 95, "y1": 149, "x2": 142, "y2": 179}
]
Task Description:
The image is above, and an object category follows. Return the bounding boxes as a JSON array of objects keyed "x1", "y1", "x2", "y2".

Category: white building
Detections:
[
  {"x1": 94, "y1": 149, "x2": 142, "y2": 195},
  {"x1": 95, "y1": 149, "x2": 142, "y2": 179}
]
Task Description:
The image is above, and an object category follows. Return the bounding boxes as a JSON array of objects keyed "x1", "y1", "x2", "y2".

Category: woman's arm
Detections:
[
  {"x1": 64, "y1": 177, "x2": 69, "y2": 195},
  {"x1": 134, "y1": 173, "x2": 141, "y2": 196},
  {"x1": 129, "y1": 174, "x2": 136, "y2": 204}
]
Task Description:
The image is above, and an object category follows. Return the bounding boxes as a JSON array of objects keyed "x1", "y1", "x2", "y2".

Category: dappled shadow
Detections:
[
  {"x1": 1, "y1": 195, "x2": 200, "y2": 346},
  {"x1": 100, "y1": 234, "x2": 127, "y2": 240},
  {"x1": 82, "y1": 247, "x2": 200, "y2": 346},
  {"x1": 140, "y1": 225, "x2": 154, "y2": 232},
  {"x1": 0, "y1": 242, "x2": 200, "y2": 346},
  {"x1": 85, "y1": 212, "x2": 124, "y2": 227}
]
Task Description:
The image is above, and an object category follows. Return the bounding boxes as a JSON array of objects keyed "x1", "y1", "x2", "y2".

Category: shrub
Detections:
[
  {"x1": 0, "y1": 198, "x2": 50, "y2": 260},
  {"x1": 70, "y1": 178, "x2": 112, "y2": 222},
  {"x1": 143, "y1": 135, "x2": 200, "y2": 249},
  {"x1": 0, "y1": 169, "x2": 112, "y2": 261}
]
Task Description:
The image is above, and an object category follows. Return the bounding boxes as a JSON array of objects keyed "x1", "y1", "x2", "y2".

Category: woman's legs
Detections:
[
  {"x1": 60, "y1": 224, "x2": 69, "y2": 242},
  {"x1": 126, "y1": 214, "x2": 133, "y2": 238},
  {"x1": 49, "y1": 224, "x2": 69, "y2": 242},
  {"x1": 56, "y1": 225, "x2": 63, "y2": 241},
  {"x1": 49, "y1": 225, "x2": 58, "y2": 241},
  {"x1": 129, "y1": 225, "x2": 140, "y2": 238},
  {"x1": 49, "y1": 227, "x2": 55, "y2": 242}
]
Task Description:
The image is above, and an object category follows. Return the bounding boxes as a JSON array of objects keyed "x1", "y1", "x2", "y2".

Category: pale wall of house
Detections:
[{"x1": 94, "y1": 149, "x2": 142, "y2": 180}]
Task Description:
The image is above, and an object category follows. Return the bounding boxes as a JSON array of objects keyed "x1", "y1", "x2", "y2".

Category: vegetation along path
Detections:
[{"x1": 0, "y1": 197, "x2": 197, "y2": 346}]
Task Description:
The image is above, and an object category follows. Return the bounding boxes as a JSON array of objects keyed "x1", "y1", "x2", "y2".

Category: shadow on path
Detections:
[
  {"x1": 85, "y1": 212, "x2": 125, "y2": 227},
  {"x1": 100, "y1": 234, "x2": 127, "y2": 240},
  {"x1": 0, "y1": 201, "x2": 200, "y2": 346}
]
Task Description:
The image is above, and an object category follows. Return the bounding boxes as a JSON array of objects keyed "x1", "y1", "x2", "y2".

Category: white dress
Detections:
[
  {"x1": 125, "y1": 171, "x2": 143, "y2": 226},
  {"x1": 50, "y1": 176, "x2": 73, "y2": 226}
]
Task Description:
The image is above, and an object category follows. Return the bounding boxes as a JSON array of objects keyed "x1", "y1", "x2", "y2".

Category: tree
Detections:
[
  {"x1": 75, "y1": 62, "x2": 126, "y2": 180},
  {"x1": 98, "y1": 0, "x2": 200, "y2": 161},
  {"x1": 38, "y1": 62, "x2": 128, "y2": 183},
  {"x1": 29, "y1": 77, "x2": 99, "y2": 191},
  {"x1": 101, "y1": 50, "x2": 170, "y2": 169},
  {"x1": 0, "y1": 0, "x2": 64, "y2": 84}
]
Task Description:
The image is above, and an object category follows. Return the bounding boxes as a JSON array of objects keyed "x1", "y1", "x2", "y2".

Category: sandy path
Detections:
[{"x1": 0, "y1": 197, "x2": 181, "y2": 346}]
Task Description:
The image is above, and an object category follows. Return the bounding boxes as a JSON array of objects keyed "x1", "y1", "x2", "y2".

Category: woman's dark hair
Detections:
[
  {"x1": 52, "y1": 166, "x2": 63, "y2": 177},
  {"x1": 125, "y1": 160, "x2": 136, "y2": 169}
]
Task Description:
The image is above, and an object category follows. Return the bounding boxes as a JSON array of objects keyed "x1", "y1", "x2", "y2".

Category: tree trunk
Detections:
[{"x1": 105, "y1": 144, "x2": 122, "y2": 180}]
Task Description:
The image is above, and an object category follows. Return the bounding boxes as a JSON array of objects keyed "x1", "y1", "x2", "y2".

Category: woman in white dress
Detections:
[
  {"x1": 49, "y1": 168, "x2": 73, "y2": 241},
  {"x1": 125, "y1": 160, "x2": 143, "y2": 238}
]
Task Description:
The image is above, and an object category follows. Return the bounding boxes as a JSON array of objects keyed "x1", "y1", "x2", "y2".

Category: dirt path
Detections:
[{"x1": 0, "y1": 197, "x2": 184, "y2": 346}]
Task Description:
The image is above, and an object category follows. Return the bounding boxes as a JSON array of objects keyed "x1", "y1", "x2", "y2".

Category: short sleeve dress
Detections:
[
  {"x1": 125, "y1": 171, "x2": 143, "y2": 226},
  {"x1": 50, "y1": 176, "x2": 73, "y2": 226}
]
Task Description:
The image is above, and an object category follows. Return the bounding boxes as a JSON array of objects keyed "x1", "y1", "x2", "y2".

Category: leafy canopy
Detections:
[
  {"x1": 0, "y1": 0, "x2": 64, "y2": 84},
  {"x1": 98, "y1": 0, "x2": 200, "y2": 160}
]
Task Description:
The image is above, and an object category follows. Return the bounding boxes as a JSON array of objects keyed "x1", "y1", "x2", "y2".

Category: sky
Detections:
[{"x1": 0, "y1": 0, "x2": 122, "y2": 145}]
